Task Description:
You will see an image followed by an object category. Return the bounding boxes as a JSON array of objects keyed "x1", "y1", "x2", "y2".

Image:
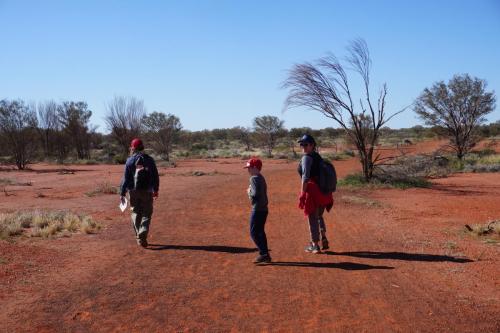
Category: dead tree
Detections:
[
  {"x1": 105, "y1": 96, "x2": 146, "y2": 160},
  {"x1": 283, "y1": 39, "x2": 407, "y2": 181}
]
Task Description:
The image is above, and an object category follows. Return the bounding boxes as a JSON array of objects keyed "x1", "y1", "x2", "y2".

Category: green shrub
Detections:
[{"x1": 338, "y1": 172, "x2": 431, "y2": 189}]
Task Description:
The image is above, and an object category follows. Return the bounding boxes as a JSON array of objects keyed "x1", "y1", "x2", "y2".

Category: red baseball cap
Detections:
[
  {"x1": 243, "y1": 158, "x2": 262, "y2": 170},
  {"x1": 130, "y1": 138, "x2": 144, "y2": 150}
]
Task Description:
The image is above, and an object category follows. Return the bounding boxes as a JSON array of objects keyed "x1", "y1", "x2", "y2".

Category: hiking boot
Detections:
[
  {"x1": 254, "y1": 254, "x2": 271, "y2": 263},
  {"x1": 305, "y1": 243, "x2": 321, "y2": 254},
  {"x1": 321, "y1": 238, "x2": 329, "y2": 250},
  {"x1": 137, "y1": 237, "x2": 148, "y2": 248}
]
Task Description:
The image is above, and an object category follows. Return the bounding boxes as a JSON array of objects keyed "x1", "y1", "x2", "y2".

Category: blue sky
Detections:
[{"x1": 1, "y1": 0, "x2": 499, "y2": 132}]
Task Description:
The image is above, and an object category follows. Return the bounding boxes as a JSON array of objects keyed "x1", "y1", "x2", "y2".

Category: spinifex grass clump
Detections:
[
  {"x1": 85, "y1": 182, "x2": 118, "y2": 197},
  {"x1": 0, "y1": 210, "x2": 101, "y2": 239}
]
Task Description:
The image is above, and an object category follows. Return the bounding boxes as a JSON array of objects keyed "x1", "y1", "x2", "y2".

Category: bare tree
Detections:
[
  {"x1": 414, "y1": 74, "x2": 496, "y2": 160},
  {"x1": 36, "y1": 100, "x2": 58, "y2": 158},
  {"x1": 253, "y1": 115, "x2": 284, "y2": 157},
  {"x1": 105, "y1": 96, "x2": 146, "y2": 159},
  {"x1": 142, "y1": 112, "x2": 182, "y2": 161},
  {"x1": 283, "y1": 39, "x2": 406, "y2": 181},
  {"x1": 0, "y1": 100, "x2": 38, "y2": 169}
]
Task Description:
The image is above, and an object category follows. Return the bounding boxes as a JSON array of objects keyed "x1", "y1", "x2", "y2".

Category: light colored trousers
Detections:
[
  {"x1": 308, "y1": 206, "x2": 327, "y2": 243},
  {"x1": 129, "y1": 190, "x2": 153, "y2": 240}
]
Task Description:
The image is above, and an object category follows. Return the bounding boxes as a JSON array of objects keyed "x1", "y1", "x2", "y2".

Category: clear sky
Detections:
[{"x1": 1, "y1": 0, "x2": 499, "y2": 132}]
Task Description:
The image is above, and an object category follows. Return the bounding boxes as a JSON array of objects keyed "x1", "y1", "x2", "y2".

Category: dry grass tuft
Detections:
[
  {"x1": 341, "y1": 195, "x2": 382, "y2": 207},
  {"x1": 464, "y1": 220, "x2": 500, "y2": 245},
  {"x1": 85, "y1": 182, "x2": 118, "y2": 197},
  {"x1": 0, "y1": 210, "x2": 101, "y2": 239},
  {"x1": 464, "y1": 220, "x2": 500, "y2": 237},
  {"x1": 0, "y1": 178, "x2": 32, "y2": 186}
]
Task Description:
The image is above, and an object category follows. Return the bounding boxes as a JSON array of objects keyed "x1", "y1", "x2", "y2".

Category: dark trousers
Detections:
[{"x1": 250, "y1": 210, "x2": 269, "y2": 255}]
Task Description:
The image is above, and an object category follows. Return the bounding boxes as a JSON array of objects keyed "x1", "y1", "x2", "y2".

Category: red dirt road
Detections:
[{"x1": 1, "y1": 152, "x2": 499, "y2": 332}]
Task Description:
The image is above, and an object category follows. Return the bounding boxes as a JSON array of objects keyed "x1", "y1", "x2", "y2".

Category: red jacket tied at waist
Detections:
[{"x1": 299, "y1": 180, "x2": 334, "y2": 216}]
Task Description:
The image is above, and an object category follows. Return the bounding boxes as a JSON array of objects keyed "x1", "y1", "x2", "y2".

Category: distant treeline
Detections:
[{"x1": 0, "y1": 98, "x2": 499, "y2": 169}]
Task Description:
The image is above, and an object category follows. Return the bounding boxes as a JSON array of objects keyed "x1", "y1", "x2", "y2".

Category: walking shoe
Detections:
[
  {"x1": 321, "y1": 238, "x2": 329, "y2": 250},
  {"x1": 137, "y1": 237, "x2": 148, "y2": 248},
  {"x1": 254, "y1": 254, "x2": 271, "y2": 263},
  {"x1": 305, "y1": 243, "x2": 321, "y2": 254}
]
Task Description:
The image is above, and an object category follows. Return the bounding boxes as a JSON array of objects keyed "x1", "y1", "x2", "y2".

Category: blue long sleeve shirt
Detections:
[{"x1": 120, "y1": 153, "x2": 160, "y2": 196}]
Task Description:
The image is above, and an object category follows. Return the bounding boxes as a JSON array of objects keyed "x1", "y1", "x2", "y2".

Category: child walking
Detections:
[{"x1": 244, "y1": 158, "x2": 271, "y2": 263}]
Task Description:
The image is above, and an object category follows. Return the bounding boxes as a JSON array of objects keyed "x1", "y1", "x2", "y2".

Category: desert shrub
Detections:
[
  {"x1": 72, "y1": 159, "x2": 99, "y2": 165},
  {"x1": 450, "y1": 152, "x2": 500, "y2": 173},
  {"x1": 113, "y1": 155, "x2": 127, "y2": 164},
  {"x1": 85, "y1": 182, "x2": 118, "y2": 197},
  {"x1": 0, "y1": 178, "x2": 32, "y2": 186},
  {"x1": 157, "y1": 160, "x2": 177, "y2": 168},
  {"x1": 476, "y1": 148, "x2": 496, "y2": 157},
  {"x1": 338, "y1": 174, "x2": 368, "y2": 187},
  {"x1": 0, "y1": 210, "x2": 101, "y2": 239},
  {"x1": 464, "y1": 220, "x2": 500, "y2": 239},
  {"x1": 375, "y1": 154, "x2": 450, "y2": 184},
  {"x1": 339, "y1": 172, "x2": 431, "y2": 189}
]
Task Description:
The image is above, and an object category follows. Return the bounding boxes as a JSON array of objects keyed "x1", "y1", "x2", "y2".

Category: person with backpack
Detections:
[
  {"x1": 120, "y1": 138, "x2": 160, "y2": 248},
  {"x1": 297, "y1": 134, "x2": 334, "y2": 254}
]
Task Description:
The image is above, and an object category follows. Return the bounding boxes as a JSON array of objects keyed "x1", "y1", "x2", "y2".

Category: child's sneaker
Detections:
[
  {"x1": 321, "y1": 238, "x2": 329, "y2": 250},
  {"x1": 305, "y1": 243, "x2": 321, "y2": 254},
  {"x1": 254, "y1": 254, "x2": 271, "y2": 263}
]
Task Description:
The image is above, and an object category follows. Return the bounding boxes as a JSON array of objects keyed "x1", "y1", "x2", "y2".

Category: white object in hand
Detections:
[{"x1": 119, "y1": 197, "x2": 128, "y2": 212}]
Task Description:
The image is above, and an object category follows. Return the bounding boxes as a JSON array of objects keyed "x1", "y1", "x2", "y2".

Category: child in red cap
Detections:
[{"x1": 244, "y1": 158, "x2": 271, "y2": 263}]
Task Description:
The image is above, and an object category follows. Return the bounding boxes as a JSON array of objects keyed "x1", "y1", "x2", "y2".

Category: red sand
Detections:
[{"x1": 0, "y1": 141, "x2": 499, "y2": 332}]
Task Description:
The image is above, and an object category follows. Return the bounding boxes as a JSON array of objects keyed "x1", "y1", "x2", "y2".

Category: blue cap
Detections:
[{"x1": 297, "y1": 134, "x2": 316, "y2": 145}]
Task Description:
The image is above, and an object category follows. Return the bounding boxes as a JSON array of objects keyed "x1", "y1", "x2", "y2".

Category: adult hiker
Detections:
[
  {"x1": 120, "y1": 138, "x2": 160, "y2": 247},
  {"x1": 297, "y1": 134, "x2": 334, "y2": 254}
]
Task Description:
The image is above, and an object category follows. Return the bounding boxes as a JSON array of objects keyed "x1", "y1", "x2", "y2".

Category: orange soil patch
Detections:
[{"x1": 0, "y1": 144, "x2": 499, "y2": 332}]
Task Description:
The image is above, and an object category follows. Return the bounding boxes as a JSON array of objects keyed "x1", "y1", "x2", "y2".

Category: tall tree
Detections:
[
  {"x1": 229, "y1": 126, "x2": 253, "y2": 151},
  {"x1": 57, "y1": 101, "x2": 93, "y2": 159},
  {"x1": 36, "y1": 100, "x2": 58, "y2": 158},
  {"x1": 142, "y1": 112, "x2": 182, "y2": 161},
  {"x1": 414, "y1": 74, "x2": 496, "y2": 160},
  {"x1": 253, "y1": 115, "x2": 284, "y2": 157},
  {"x1": 0, "y1": 100, "x2": 38, "y2": 169},
  {"x1": 283, "y1": 39, "x2": 406, "y2": 181},
  {"x1": 105, "y1": 96, "x2": 146, "y2": 160}
]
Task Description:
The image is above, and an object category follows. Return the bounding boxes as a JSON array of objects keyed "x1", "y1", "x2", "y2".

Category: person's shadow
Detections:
[
  {"x1": 259, "y1": 261, "x2": 394, "y2": 270},
  {"x1": 324, "y1": 251, "x2": 473, "y2": 263},
  {"x1": 147, "y1": 244, "x2": 258, "y2": 254}
]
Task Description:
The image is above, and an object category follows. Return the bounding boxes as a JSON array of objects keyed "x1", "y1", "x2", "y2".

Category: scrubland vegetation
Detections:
[{"x1": 0, "y1": 210, "x2": 101, "y2": 240}]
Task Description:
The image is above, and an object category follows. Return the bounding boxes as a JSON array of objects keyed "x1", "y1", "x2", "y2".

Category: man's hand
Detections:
[
  {"x1": 298, "y1": 192, "x2": 307, "y2": 209},
  {"x1": 153, "y1": 191, "x2": 159, "y2": 200}
]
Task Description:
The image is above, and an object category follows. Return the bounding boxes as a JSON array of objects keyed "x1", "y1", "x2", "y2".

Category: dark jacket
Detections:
[
  {"x1": 249, "y1": 174, "x2": 268, "y2": 212},
  {"x1": 120, "y1": 153, "x2": 159, "y2": 196}
]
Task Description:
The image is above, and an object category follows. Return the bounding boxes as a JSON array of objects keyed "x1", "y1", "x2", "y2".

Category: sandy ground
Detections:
[{"x1": 0, "y1": 141, "x2": 499, "y2": 332}]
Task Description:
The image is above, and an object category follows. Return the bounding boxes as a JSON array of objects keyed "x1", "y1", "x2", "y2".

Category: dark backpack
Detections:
[
  {"x1": 134, "y1": 154, "x2": 151, "y2": 191},
  {"x1": 318, "y1": 157, "x2": 337, "y2": 194}
]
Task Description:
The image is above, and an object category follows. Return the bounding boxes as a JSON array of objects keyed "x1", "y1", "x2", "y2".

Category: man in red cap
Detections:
[
  {"x1": 120, "y1": 138, "x2": 160, "y2": 247},
  {"x1": 244, "y1": 157, "x2": 271, "y2": 263}
]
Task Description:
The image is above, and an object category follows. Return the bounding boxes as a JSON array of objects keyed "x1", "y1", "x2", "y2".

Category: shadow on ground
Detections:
[
  {"x1": 260, "y1": 261, "x2": 394, "y2": 270},
  {"x1": 325, "y1": 251, "x2": 473, "y2": 263},
  {"x1": 147, "y1": 244, "x2": 258, "y2": 253}
]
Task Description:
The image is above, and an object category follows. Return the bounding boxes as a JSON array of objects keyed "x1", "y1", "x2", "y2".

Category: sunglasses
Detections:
[{"x1": 299, "y1": 143, "x2": 310, "y2": 147}]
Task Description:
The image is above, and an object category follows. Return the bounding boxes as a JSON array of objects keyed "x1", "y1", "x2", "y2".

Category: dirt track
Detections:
[{"x1": 1, "y1": 150, "x2": 499, "y2": 332}]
